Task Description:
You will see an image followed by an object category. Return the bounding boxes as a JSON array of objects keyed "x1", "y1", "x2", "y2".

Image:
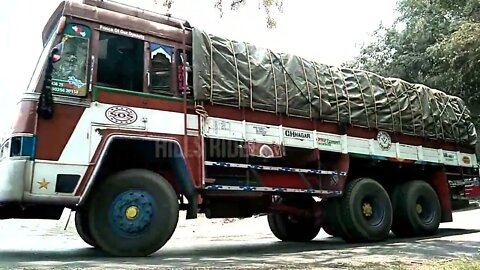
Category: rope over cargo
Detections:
[{"x1": 192, "y1": 28, "x2": 477, "y2": 146}]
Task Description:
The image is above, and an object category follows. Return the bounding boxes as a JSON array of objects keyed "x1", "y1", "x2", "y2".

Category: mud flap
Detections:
[
  {"x1": 430, "y1": 169, "x2": 453, "y2": 222},
  {"x1": 169, "y1": 146, "x2": 198, "y2": 219}
]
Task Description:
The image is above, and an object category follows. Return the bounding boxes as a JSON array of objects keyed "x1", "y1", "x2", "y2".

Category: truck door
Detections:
[{"x1": 31, "y1": 23, "x2": 93, "y2": 196}]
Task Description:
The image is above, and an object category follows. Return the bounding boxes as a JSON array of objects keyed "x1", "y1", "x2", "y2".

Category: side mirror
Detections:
[
  {"x1": 38, "y1": 42, "x2": 63, "y2": 120},
  {"x1": 51, "y1": 42, "x2": 64, "y2": 63}
]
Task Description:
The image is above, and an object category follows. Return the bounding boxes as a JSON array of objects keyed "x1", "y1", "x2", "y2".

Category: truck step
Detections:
[
  {"x1": 204, "y1": 184, "x2": 342, "y2": 196},
  {"x1": 204, "y1": 161, "x2": 346, "y2": 176},
  {"x1": 448, "y1": 178, "x2": 479, "y2": 187},
  {"x1": 209, "y1": 177, "x2": 262, "y2": 186}
]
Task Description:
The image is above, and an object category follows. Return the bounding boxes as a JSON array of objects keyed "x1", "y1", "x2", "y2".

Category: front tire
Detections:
[
  {"x1": 74, "y1": 211, "x2": 97, "y2": 247},
  {"x1": 87, "y1": 169, "x2": 179, "y2": 257},
  {"x1": 391, "y1": 180, "x2": 441, "y2": 237}
]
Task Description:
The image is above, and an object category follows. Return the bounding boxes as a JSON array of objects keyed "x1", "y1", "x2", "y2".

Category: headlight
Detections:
[{"x1": 10, "y1": 135, "x2": 36, "y2": 159}]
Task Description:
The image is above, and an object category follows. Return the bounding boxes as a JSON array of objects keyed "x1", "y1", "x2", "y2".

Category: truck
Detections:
[{"x1": 0, "y1": 0, "x2": 479, "y2": 257}]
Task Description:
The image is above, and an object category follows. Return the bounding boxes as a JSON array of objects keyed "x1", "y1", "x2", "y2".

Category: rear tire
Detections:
[
  {"x1": 87, "y1": 169, "x2": 179, "y2": 257},
  {"x1": 268, "y1": 196, "x2": 321, "y2": 242},
  {"x1": 324, "y1": 198, "x2": 353, "y2": 239},
  {"x1": 340, "y1": 177, "x2": 393, "y2": 242},
  {"x1": 322, "y1": 220, "x2": 339, "y2": 237},
  {"x1": 391, "y1": 180, "x2": 441, "y2": 237},
  {"x1": 74, "y1": 211, "x2": 97, "y2": 247}
]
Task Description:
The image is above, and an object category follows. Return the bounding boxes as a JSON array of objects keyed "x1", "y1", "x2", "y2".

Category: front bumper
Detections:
[{"x1": 0, "y1": 158, "x2": 31, "y2": 203}]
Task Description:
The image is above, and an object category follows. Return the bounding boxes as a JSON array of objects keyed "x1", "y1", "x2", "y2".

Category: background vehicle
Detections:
[{"x1": 0, "y1": 0, "x2": 478, "y2": 257}]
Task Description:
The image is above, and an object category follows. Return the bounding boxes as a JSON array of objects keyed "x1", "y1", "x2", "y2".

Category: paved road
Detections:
[{"x1": 1, "y1": 208, "x2": 480, "y2": 269}]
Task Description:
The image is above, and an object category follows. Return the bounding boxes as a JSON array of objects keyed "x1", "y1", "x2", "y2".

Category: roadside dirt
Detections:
[{"x1": 0, "y1": 209, "x2": 479, "y2": 269}]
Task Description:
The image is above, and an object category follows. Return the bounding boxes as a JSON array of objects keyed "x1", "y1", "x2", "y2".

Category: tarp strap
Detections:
[
  {"x1": 430, "y1": 89, "x2": 441, "y2": 139},
  {"x1": 300, "y1": 58, "x2": 312, "y2": 118},
  {"x1": 206, "y1": 33, "x2": 214, "y2": 102},
  {"x1": 438, "y1": 96, "x2": 448, "y2": 140},
  {"x1": 392, "y1": 81, "x2": 403, "y2": 134},
  {"x1": 364, "y1": 73, "x2": 379, "y2": 129},
  {"x1": 266, "y1": 49, "x2": 278, "y2": 113},
  {"x1": 352, "y1": 71, "x2": 370, "y2": 128},
  {"x1": 381, "y1": 77, "x2": 396, "y2": 131},
  {"x1": 272, "y1": 53, "x2": 314, "y2": 117},
  {"x1": 279, "y1": 55, "x2": 289, "y2": 116},
  {"x1": 402, "y1": 82, "x2": 415, "y2": 135},
  {"x1": 456, "y1": 106, "x2": 468, "y2": 127},
  {"x1": 415, "y1": 86, "x2": 426, "y2": 137},
  {"x1": 425, "y1": 86, "x2": 440, "y2": 139},
  {"x1": 449, "y1": 97, "x2": 460, "y2": 141},
  {"x1": 327, "y1": 68, "x2": 341, "y2": 122},
  {"x1": 338, "y1": 68, "x2": 352, "y2": 124},
  {"x1": 229, "y1": 40, "x2": 242, "y2": 107},
  {"x1": 245, "y1": 42, "x2": 254, "y2": 110},
  {"x1": 443, "y1": 97, "x2": 455, "y2": 140},
  {"x1": 312, "y1": 63, "x2": 323, "y2": 119}
]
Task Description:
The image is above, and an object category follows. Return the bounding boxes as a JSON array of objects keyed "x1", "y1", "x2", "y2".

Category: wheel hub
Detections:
[
  {"x1": 125, "y1": 205, "x2": 140, "y2": 220},
  {"x1": 362, "y1": 202, "x2": 373, "y2": 217},
  {"x1": 416, "y1": 203, "x2": 423, "y2": 214},
  {"x1": 109, "y1": 190, "x2": 155, "y2": 235}
]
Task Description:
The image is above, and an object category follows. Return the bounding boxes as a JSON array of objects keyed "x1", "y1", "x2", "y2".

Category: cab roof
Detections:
[{"x1": 42, "y1": 0, "x2": 191, "y2": 46}]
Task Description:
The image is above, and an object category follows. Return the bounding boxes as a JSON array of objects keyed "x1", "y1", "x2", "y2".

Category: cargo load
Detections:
[{"x1": 192, "y1": 28, "x2": 477, "y2": 146}]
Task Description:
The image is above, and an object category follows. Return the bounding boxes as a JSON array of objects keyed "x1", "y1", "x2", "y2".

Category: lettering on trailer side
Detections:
[
  {"x1": 214, "y1": 120, "x2": 230, "y2": 131},
  {"x1": 317, "y1": 137, "x2": 341, "y2": 147},
  {"x1": 443, "y1": 152, "x2": 456, "y2": 163},
  {"x1": 253, "y1": 126, "x2": 268, "y2": 136},
  {"x1": 284, "y1": 129, "x2": 311, "y2": 139}
]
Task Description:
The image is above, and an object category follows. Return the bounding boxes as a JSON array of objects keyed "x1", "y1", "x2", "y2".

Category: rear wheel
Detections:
[
  {"x1": 322, "y1": 220, "x2": 340, "y2": 237},
  {"x1": 268, "y1": 196, "x2": 321, "y2": 242},
  {"x1": 323, "y1": 198, "x2": 352, "y2": 239},
  {"x1": 74, "y1": 211, "x2": 97, "y2": 247},
  {"x1": 340, "y1": 177, "x2": 393, "y2": 242},
  {"x1": 87, "y1": 169, "x2": 179, "y2": 257},
  {"x1": 391, "y1": 180, "x2": 441, "y2": 237}
]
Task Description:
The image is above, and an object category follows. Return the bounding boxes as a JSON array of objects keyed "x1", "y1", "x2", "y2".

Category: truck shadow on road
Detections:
[{"x1": 1, "y1": 228, "x2": 480, "y2": 269}]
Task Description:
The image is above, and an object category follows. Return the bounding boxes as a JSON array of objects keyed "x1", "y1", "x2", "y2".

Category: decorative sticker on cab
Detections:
[{"x1": 105, "y1": 106, "x2": 138, "y2": 125}]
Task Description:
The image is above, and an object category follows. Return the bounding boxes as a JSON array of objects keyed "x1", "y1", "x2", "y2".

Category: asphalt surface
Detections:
[{"x1": 1, "y1": 208, "x2": 480, "y2": 269}]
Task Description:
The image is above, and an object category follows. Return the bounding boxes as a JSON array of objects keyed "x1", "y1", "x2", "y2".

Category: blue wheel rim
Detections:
[
  {"x1": 361, "y1": 195, "x2": 385, "y2": 228},
  {"x1": 417, "y1": 195, "x2": 435, "y2": 224},
  {"x1": 108, "y1": 189, "x2": 156, "y2": 237}
]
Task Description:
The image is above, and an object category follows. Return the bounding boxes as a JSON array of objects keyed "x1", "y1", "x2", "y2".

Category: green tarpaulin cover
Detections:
[{"x1": 192, "y1": 28, "x2": 477, "y2": 146}]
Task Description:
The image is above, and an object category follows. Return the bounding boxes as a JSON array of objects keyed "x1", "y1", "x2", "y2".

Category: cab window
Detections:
[
  {"x1": 51, "y1": 23, "x2": 91, "y2": 96},
  {"x1": 97, "y1": 32, "x2": 144, "y2": 91},
  {"x1": 149, "y1": 43, "x2": 174, "y2": 95}
]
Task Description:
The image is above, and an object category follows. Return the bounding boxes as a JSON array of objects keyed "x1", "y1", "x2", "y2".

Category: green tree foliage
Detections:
[
  {"x1": 155, "y1": 0, "x2": 283, "y2": 28},
  {"x1": 347, "y1": 0, "x2": 480, "y2": 120}
]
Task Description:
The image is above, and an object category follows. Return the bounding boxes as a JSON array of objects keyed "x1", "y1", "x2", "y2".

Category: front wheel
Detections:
[
  {"x1": 74, "y1": 211, "x2": 97, "y2": 247},
  {"x1": 87, "y1": 169, "x2": 179, "y2": 257}
]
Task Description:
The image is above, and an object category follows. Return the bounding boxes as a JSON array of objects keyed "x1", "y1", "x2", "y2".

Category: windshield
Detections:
[{"x1": 51, "y1": 24, "x2": 91, "y2": 96}]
